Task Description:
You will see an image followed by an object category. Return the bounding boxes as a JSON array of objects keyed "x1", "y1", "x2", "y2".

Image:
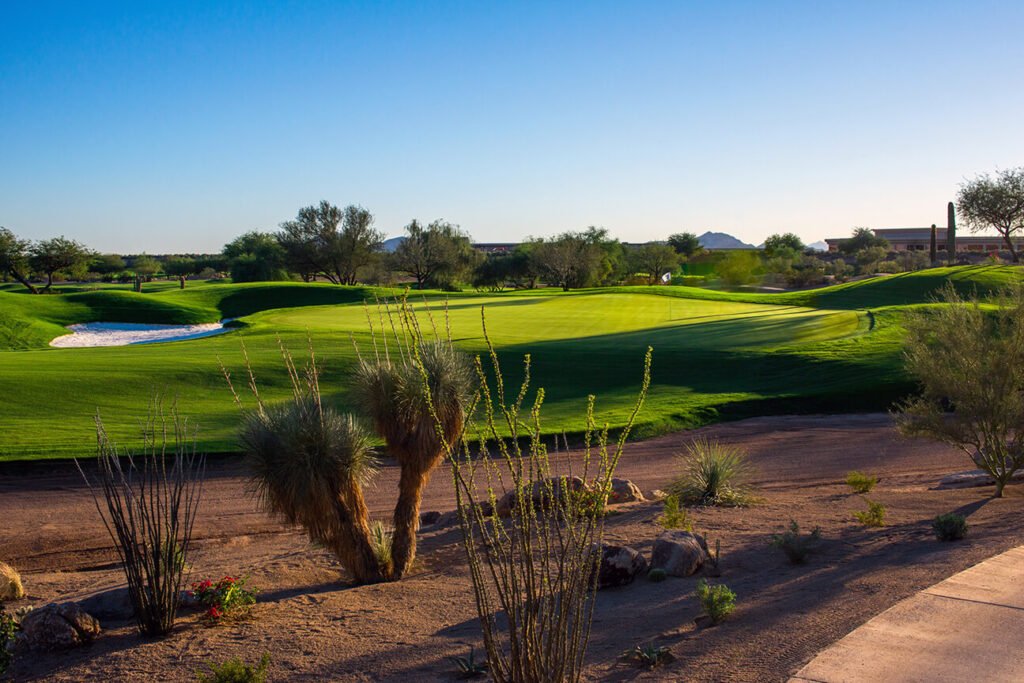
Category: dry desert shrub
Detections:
[{"x1": 0, "y1": 563, "x2": 24, "y2": 602}]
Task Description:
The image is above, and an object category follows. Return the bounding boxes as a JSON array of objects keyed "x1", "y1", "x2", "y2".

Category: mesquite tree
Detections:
[{"x1": 957, "y1": 168, "x2": 1024, "y2": 262}]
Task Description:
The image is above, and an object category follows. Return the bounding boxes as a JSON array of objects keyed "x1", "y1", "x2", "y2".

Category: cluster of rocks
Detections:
[{"x1": 597, "y1": 530, "x2": 713, "y2": 589}]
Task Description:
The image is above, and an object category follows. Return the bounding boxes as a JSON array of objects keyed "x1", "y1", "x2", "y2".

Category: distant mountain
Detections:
[
  {"x1": 807, "y1": 240, "x2": 829, "y2": 252},
  {"x1": 382, "y1": 236, "x2": 405, "y2": 253},
  {"x1": 697, "y1": 231, "x2": 755, "y2": 250}
]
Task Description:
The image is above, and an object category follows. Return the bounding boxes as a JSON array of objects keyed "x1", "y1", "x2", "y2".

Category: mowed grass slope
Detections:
[{"x1": 0, "y1": 266, "x2": 1019, "y2": 460}]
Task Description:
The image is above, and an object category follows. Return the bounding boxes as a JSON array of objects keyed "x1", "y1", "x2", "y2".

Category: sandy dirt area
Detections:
[{"x1": 3, "y1": 413, "x2": 1023, "y2": 681}]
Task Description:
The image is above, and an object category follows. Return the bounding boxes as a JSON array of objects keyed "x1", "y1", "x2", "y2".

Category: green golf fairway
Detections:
[{"x1": 0, "y1": 265, "x2": 1019, "y2": 461}]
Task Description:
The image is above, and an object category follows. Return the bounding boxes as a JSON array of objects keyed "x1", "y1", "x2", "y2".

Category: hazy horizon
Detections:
[{"x1": 2, "y1": 1, "x2": 1022, "y2": 253}]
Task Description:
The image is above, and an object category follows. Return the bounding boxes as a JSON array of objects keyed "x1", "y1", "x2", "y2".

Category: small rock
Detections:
[
  {"x1": 650, "y1": 531, "x2": 709, "y2": 577},
  {"x1": 0, "y1": 561, "x2": 24, "y2": 602},
  {"x1": 419, "y1": 511, "x2": 442, "y2": 526},
  {"x1": 935, "y1": 469, "x2": 1024, "y2": 490},
  {"x1": 596, "y1": 544, "x2": 648, "y2": 589},
  {"x1": 19, "y1": 602, "x2": 101, "y2": 651},
  {"x1": 77, "y1": 587, "x2": 134, "y2": 624},
  {"x1": 647, "y1": 489, "x2": 668, "y2": 501},
  {"x1": 608, "y1": 478, "x2": 645, "y2": 504}
]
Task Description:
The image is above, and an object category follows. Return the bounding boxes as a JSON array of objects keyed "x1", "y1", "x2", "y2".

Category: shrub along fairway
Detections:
[{"x1": 0, "y1": 266, "x2": 1020, "y2": 460}]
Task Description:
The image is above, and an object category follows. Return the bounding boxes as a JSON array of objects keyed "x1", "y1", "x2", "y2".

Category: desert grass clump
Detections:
[
  {"x1": 933, "y1": 513, "x2": 968, "y2": 541},
  {"x1": 76, "y1": 407, "x2": 205, "y2": 637},
  {"x1": 434, "y1": 307, "x2": 651, "y2": 683},
  {"x1": 0, "y1": 563, "x2": 24, "y2": 602},
  {"x1": 897, "y1": 285, "x2": 1024, "y2": 498},
  {"x1": 196, "y1": 653, "x2": 271, "y2": 683},
  {"x1": 696, "y1": 579, "x2": 736, "y2": 624},
  {"x1": 845, "y1": 470, "x2": 878, "y2": 494},
  {"x1": 657, "y1": 493, "x2": 692, "y2": 530},
  {"x1": 671, "y1": 438, "x2": 756, "y2": 507},
  {"x1": 449, "y1": 647, "x2": 488, "y2": 679},
  {"x1": 854, "y1": 498, "x2": 886, "y2": 527},
  {"x1": 229, "y1": 344, "x2": 386, "y2": 584},
  {"x1": 352, "y1": 298, "x2": 475, "y2": 579},
  {"x1": 0, "y1": 606, "x2": 15, "y2": 676},
  {"x1": 770, "y1": 521, "x2": 822, "y2": 564}
]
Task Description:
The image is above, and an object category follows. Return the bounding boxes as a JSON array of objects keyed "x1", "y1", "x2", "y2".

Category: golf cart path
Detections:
[{"x1": 790, "y1": 545, "x2": 1024, "y2": 683}]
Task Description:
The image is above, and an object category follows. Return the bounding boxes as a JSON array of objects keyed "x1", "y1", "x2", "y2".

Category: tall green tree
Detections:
[
  {"x1": 223, "y1": 231, "x2": 290, "y2": 282},
  {"x1": 0, "y1": 227, "x2": 38, "y2": 293},
  {"x1": 668, "y1": 232, "x2": 702, "y2": 257},
  {"x1": 30, "y1": 236, "x2": 93, "y2": 290},
  {"x1": 91, "y1": 253, "x2": 126, "y2": 275},
  {"x1": 763, "y1": 233, "x2": 805, "y2": 256},
  {"x1": 628, "y1": 244, "x2": 680, "y2": 285},
  {"x1": 278, "y1": 201, "x2": 384, "y2": 284},
  {"x1": 390, "y1": 220, "x2": 478, "y2": 289},
  {"x1": 531, "y1": 231, "x2": 606, "y2": 291},
  {"x1": 957, "y1": 168, "x2": 1024, "y2": 263}
]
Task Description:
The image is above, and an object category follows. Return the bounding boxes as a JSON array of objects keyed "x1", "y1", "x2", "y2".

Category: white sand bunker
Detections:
[{"x1": 50, "y1": 320, "x2": 235, "y2": 348}]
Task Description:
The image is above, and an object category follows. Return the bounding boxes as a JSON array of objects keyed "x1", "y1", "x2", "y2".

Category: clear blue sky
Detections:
[{"x1": 2, "y1": 1, "x2": 1022, "y2": 253}]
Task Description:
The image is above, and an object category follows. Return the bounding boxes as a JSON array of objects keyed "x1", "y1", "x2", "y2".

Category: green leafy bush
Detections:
[
  {"x1": 190, "y1": 576, "x2": 257, "y2": 623},
  {"x1": 671, "y1": 438, "x2": 757, "y2": 507},
  {"x1": 647, "y1": 568, "x2": 667, "y2": 583},
  {"x1": 770, "y1": 521, "x2": 821, "y2": 564},
  {"x1": 196, "y1": 653, "x2": 270, "y2": 683},
  {"x1": 854, "y1": 499, "x2": 886, "y2": 527},
  {"x1": 933, "y1": 513, "x2": 968, "y2": 541},
  {"x1": 657, "y1": 494, "x2": 692, "y2": 530},
  {"x1": 845, "y1": 471, "x2": 878, "y2": 494},
  {"x1": 696, "y1": 579, "x2": 736, "y2": 624}
]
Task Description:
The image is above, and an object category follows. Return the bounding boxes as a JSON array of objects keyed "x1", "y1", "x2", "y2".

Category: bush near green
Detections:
[
  {"x1": 933, "y1": 513, "x2": 968, "y2": 541},
  {"x1": 696, "y1": 579, "x2": 736, "y2": 624},
  {"x1": 845, "y1": 471, "x2": 878, "y2": 494},
  {"x1": 854, "y1": 499, "x2": 886, "y2": 527},
  {"x1": 195, "y1": 653, "x2": 271, "y2": 683}
]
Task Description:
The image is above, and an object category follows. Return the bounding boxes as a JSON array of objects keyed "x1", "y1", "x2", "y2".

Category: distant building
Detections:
[
  {"x1": 473, "y1": 243, "x2": 519, "y2": 253},
  {"x1": 825, "y1": 228, "x2": 1019, "y2": 253}
]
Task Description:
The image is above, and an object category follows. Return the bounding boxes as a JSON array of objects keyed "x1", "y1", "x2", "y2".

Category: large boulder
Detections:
[
  {"x1": 608, "y1": 478, "x2": 645, "y2": 504},
  {"x1": 19, "y1": 602, "x2": 101, "y2": 651},
  {"x1": 495, "y1": 476, "x2": 589, "y2": 518},
  {"x1": 650, "y1": 531, "x2": 709, "y2": 577},
  {"x1": 596, "y1": 544, "x2": 648, "y2": 589},
  {"x1": 77, "y1": 587, "x2": 134, "y2": 624},
  {"x1": 419, "y1": 510, "x2": 442, "y2": 527},
  {"x1": 0, "y1": 562, "x2": 24, "y2": 602}
]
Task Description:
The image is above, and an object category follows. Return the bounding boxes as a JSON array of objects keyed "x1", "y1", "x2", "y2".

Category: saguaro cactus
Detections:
[
  {"x1": 947, "y1": 202, "x2": 957, "y2": 264},
  {"x1": 930, "y1": 224, "x2": 938, "y2": 264}
]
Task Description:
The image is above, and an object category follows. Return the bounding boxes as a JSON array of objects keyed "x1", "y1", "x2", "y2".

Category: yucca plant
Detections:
[
  {"x1": 352, "y1": 297, "x2": 475, "y2": 578},
  {"x1": 227, "y1": 343, "x2": 387, "y2": 584},
  {"x1": 671, "y1": 438, "x2": 756, "y2": 507}
]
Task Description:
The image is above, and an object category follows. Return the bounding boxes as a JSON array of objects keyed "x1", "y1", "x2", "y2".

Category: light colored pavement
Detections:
[{"x1": 790, "y1": 545, "x2": 1024, "y2": 683}]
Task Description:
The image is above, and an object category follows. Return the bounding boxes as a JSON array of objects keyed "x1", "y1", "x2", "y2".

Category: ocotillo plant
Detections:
[
  {"x1": 352, "y1": 296, "x2": 475, "y2": 579},
  {"x1": 947, "y1": 202, "x2": 957, "y2": 264},
  {"x1": 425, "y1": 307, "x2": 652, "y2": 683},
  {"x1": 77, "y1": 405, "x2": 205, "y2": 636}
]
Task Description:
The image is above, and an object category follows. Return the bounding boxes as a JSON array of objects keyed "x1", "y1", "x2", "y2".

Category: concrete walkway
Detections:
[{"x1": 790, "y1": 545, "x2": 1024, "y2": 683}]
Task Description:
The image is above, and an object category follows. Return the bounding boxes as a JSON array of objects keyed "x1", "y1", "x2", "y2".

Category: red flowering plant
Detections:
[{"x1": 188, "y1": 576, "x2": 257, "y2": 624}]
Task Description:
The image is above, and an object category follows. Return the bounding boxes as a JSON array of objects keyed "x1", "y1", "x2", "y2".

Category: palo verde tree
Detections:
[
  {"x1": 390, "y1": 219, "x2": 479, "y2": 289},
  {"x1": 957, "y1": 167, "x2": 1024, "y2": 263},
  {"x1": 0, "y1": 227, "x2": 38, "y2": 293},
  {"x1": 531, "y1": 231, "x2": 606, "y2": 291},
  {"x1": 30, "y1": 236, "x2": 93, "y2": 290},
  {"x1": 896, "y1": 286, "x2": 1024, "y2": 497}
]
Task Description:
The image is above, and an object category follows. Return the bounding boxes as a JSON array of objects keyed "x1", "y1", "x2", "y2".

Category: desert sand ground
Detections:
[{"x1": 3, "y1": 413, "x2": 1023, "y2": 681}]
